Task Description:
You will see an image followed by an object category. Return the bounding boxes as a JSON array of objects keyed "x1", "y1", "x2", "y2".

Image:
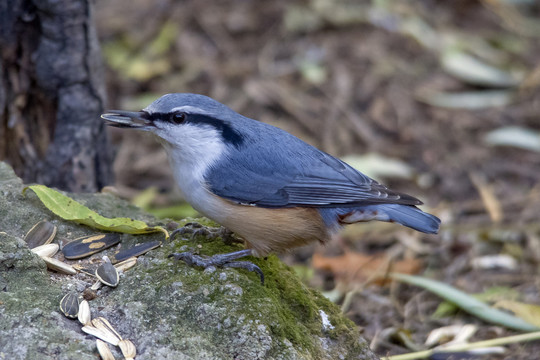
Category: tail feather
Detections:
[{"x1": 337, "y1": 204, "x2": 440, "y2": 234}]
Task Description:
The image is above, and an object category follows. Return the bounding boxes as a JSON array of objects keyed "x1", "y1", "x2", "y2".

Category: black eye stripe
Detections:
[{"x1": 143, "y1": 111, "x2": 244, "y2": 148}]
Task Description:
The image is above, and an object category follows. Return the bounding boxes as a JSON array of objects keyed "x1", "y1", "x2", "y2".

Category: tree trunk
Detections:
[{"x1": 0, "y1": 0, "x2": 112, "y2": 192}]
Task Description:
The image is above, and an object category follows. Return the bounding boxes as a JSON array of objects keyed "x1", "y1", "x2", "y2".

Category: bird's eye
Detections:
[{"x1": 171, "y1": 112, "x2": 186, "y2": 124}]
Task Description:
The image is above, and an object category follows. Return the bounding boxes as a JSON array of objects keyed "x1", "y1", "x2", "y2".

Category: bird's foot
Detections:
[
  {"x1": 170, "y1": 222, "x2": 239, "y2": 244},
  {"x1": 168, "y1": 249, "x2": 264, "y2": 284}
]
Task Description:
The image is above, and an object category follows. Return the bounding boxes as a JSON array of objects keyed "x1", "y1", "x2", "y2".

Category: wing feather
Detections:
[{"x1": 205, "y1": 120, "x2": 421, "y2": 208}]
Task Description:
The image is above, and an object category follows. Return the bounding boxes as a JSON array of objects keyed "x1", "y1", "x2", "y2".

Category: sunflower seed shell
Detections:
[
  {"x1": 62, "y1": 234, "x2": 121, "y2": 260},
  {"x1": 25, "y1": 220, "x2": 57, "y2": 249},
  {"x1": 96, "y1": 261, "x2": 119, "y2": 287},
  {"x1": 43, "y1": 256, "x2": 77, "y2": 275},
  {"x1": 31, "y1": 243, "x2": 59, "y2": 258},
  {"x1": 82, "y1": 325, "x2": 120, "y2": 346},
  {"x1": 92, "y1": 317, "x2": 123, "y2": 340},
  {"x1": 115, "y1": 257, "x2": 137, "y2": 273},
  {"x1": 96, "y1": 339, "x2": 115, "y2": 360},
  {"x1": 78, "y1": 299, "x2": 91, "y2": 325},
  {"x1": 60, "y1": 292, "x2": 80, "y2": 318},
  {"x1": 110, "y1": 240, "x2": 161, "y2": 263},
  {"x1": 119, "y1": 339, "x2": 136, "y2": 359}
]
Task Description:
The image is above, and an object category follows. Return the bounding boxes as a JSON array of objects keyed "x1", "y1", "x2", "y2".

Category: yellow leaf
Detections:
[
  {"x1": 24, "y1": 185, "x2": 168, "y2": 238},
  {"x1": 494, "y1": 300, "x2": 540, "y2": 327}
]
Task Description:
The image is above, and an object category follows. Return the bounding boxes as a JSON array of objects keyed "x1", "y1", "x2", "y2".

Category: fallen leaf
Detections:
[
  {"x1": 470, "y1": 172, "x2": 503, "y2": 223},
  {"x1": 24, "y1": 185, "x2": 168, "y2": 238},
  {"x1": 312, "y1": 251, "x2": 422, "y2": 285},
  {"x1": 494, "y1": 300, "x2": 540, "y2": 327}
]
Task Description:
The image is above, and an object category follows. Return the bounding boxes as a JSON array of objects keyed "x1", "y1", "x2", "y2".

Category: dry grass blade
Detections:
[
  {"x1": 390, "y1": 273, "x2": 539, "y2": 332},
  {"x1": 470, "y1": 172, "x2": 503, "y2": 223}
]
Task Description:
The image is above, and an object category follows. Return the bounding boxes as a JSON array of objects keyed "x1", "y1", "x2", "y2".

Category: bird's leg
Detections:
[{"x1": 168, "y1": 249, "x2": 264, "y2": 284}]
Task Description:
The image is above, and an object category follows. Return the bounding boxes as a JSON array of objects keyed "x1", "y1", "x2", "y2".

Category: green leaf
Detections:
[
  {"x1": 24, "y1": 185, "x2": 169, "y2": 238},
  {"x1": 391, "y1": 273, "x2": 539, "y2": 332}
]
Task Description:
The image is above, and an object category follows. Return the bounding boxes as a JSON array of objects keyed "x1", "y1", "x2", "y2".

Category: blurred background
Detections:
[{"x1": 95, "y1": 0, "x2": 540, "y2": 357}]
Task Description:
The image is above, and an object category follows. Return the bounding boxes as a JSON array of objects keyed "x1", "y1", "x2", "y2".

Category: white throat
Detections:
[{"x1": 158, "y1": 123, "x2": 228, "y2": 220}]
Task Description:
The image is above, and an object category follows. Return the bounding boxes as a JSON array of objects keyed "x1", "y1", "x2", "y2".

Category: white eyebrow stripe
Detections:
[{"x1": 170, "y1": 105, "x2": 212, "y2": 115}]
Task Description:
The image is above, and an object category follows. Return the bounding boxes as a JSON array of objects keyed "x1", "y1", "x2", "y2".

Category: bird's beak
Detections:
[{"x1": 101, "y1": 110, "x2": 153, "y2": 130}]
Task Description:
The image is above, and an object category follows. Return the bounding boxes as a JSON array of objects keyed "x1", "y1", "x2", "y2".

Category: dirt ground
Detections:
[{"x1": 95, "y1": 1, "x2": 540, "y2": 358}]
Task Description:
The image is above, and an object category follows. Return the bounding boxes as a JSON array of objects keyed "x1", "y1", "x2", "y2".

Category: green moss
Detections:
[{"x1": 152, "y1": 218, "x2": 367, "y2": 357}]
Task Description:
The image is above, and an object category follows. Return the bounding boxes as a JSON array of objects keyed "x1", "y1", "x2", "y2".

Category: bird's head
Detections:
[{"x1": 101, "y1": 93, "x2": 245, "y2": 152}]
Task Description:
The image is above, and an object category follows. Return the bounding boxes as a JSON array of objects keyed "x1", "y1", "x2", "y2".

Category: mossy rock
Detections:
[{"x1": 0, "y1": 162, "x2": 377, "y2": 360}]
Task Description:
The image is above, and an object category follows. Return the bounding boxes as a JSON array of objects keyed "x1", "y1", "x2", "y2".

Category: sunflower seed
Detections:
[
  {"x1": 59, "y1": 292, "x2": 80, "y2": 318},
  {"x1": 62, "y1": 234, "x2": 121, "y2": 260},
  {"x1": 96, "y1": 257, "x2": 119, "y2": 287},
  {"x1": 110, "y1": 240, "x2": 161, "y2": 263},
  {"x1": 24, "y1": 220, "x2": 57, "y2": 249}
]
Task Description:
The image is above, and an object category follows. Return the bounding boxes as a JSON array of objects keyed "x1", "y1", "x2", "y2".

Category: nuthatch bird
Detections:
[{"x1": 102, "y1": 94, "x2": 440, "y2": 283}]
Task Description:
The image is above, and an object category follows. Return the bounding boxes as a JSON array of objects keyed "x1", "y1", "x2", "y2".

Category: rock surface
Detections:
[{"x1": 0, "y1": 162, "x2": 378, "y2": 360}]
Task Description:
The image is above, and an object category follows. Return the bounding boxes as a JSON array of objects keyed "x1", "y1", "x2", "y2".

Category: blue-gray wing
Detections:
[{"x1": 205, "y1": 137, "x2": 421, "y2": 208}]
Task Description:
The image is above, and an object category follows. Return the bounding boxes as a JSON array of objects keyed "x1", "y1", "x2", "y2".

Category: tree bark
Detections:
[{"x1": 0, "y1": 0, "x2": 113, "y2": 192}]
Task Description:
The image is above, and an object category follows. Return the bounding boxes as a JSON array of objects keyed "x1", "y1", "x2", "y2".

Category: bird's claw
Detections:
[{"x1": 168, "y1": 249, "x2": 264, "y2": 284}]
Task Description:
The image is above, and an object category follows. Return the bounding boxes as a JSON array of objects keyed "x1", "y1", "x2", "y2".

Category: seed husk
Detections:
[
  {"x1": 60, "y1": 292, "x2": 80, "y2": 318},
  {"x1": 91, "y1": 279, "x2": 103, "y2": 291},
  {"x1": 78, "y1": 299, "x2": 91, "y2": 325},
  {"x1": 110, "y1": 240, "x2": 161, "y2": 264},
  {"x1": 72, "y1": 264, "x2": 96, "y2": 277},
  {"x1": 96, "y1": 339, "x2": 115, "y2": 360},
  {"x1": 115, "y1": 257, "x2": 137, "y2": 273},
  {"x1": 92, "y1": 317, "x2": 123, "y2": 341},
  {"x1": 119, "y1": 339, "x2": 136, "y2": 359},
  {"x1": 96, "y1": 258, "x2": 119, "y2": 287},
  {"x1": 25, "y1": 220, "x2": 57, "y2": 249},
  {"x1": 31, "y1": 243, "x2": 59, "y2": 258},
  {"x1": 82, "y1": 325, "x2": 120, "y2": 346},
  {"x1": 43, "y1": 256, "x2": 77, "y2": 275},
  {"x1": 62, "y1": 234, "x2": 121, "y2": 260}
]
